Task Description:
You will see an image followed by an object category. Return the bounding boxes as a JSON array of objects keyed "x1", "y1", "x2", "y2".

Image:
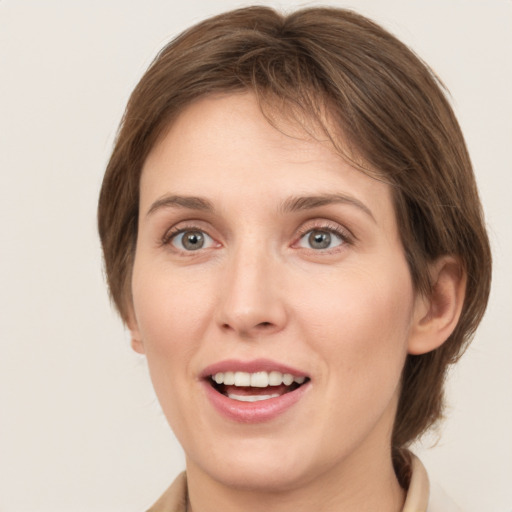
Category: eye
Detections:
[
  {"x1": 297, "y1": 228, "x2": 345, "y2": 250},
  {"x1": 169, "y1": 229, "x2": 215, "y2": 251}
]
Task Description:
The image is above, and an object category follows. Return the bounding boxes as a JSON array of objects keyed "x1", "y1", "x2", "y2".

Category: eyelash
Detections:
[
  {"x1": 294, "y1": 222, "x2": 353, "y2": 250},
  {"x1": 161, "y1": 221, "x2": 353, "y2": 253}
]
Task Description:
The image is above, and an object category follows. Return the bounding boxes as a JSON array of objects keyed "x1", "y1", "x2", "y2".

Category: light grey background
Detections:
[{"x1": 1, "y1": 1, "x2": 511, "y2": 511}]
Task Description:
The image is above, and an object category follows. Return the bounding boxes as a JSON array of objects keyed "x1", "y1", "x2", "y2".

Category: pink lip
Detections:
[
  {"x1": 200, "y1": 359, "x2": 311, "y2": 423},
  {"x1": 202, "y1": 380, "x2": 310, "y2": 423}
]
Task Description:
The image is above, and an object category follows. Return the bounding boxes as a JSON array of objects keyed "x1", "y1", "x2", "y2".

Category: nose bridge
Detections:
[{"x1": 217, "y1": 236, "x2": 286, "y2": 337}]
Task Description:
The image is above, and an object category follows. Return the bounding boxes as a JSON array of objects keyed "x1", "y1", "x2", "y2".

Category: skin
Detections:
[{"x1": 128, "y1": 93, "x2": 465, "y2": 512}]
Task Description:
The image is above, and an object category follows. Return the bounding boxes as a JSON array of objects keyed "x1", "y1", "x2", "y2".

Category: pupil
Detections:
[
  {"x1": 309, "y1": 231, "x2": 331, "y2": 249},
  {"x1": 183, "y1": 231, "x2": 204, "y2": 250}
]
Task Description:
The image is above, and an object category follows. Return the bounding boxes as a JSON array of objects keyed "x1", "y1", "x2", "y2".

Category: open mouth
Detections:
[{"x1": 209, "y1": 371, "x2": 310, "y2": 402}]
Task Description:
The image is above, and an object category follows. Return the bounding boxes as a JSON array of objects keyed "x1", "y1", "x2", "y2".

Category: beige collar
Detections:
[{"x1": 402, "y1": 454, "x2": 430, "y2": 511}]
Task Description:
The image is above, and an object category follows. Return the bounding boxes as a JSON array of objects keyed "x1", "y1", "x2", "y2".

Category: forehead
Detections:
[
  {"x1": 147, "y1": 92, "x2": 338, "y2": 167},
  {"x1": 140, "y1": 92, "x2": 396, "y2": 229}
]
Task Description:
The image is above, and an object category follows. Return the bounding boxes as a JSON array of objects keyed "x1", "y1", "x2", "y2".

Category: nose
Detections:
[{"x1": 215, "y1": 243, "x2": 288, "y2": 339}]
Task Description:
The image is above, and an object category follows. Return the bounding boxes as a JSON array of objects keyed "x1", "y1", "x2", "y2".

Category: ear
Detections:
[
  {"x1": 125, "y1": 307, "x2": 145, "y2": 355},
  {"x1": 408, "y1": 256, "x2": 467, "y2": 355}
]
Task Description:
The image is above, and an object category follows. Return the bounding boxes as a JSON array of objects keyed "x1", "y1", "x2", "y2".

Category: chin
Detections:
[
  {"x1": 205, "y1": 461, "x2": 313, "y2": 493},
  {"x1": 186, "y1": 435, "x2": 325, "y2": 493}
]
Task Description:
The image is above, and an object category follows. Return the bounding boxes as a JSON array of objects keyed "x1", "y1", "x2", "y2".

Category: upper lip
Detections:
[{"x1": 200, "y1": 358, "x2": 309, "y2": 379}]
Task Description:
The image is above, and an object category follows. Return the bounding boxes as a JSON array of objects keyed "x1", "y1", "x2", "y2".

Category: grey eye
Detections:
[
  {"x1": 298, "y1": 229, "x2": 343, "y2": 250},
  {"x1": 308, "y1": 231, "x2": 331, "y2": 249},
  {"x1": 172, "y1": 230, "x2": 213, "y2": 251}
]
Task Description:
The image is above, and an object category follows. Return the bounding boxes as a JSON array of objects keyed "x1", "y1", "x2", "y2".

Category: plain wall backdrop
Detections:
[{"x1": 1, "y1": 1, "x2": 511, "y2": 511}]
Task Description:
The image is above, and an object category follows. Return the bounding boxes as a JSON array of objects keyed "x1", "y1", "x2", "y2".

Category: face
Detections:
[{"x1": 130, "y1": 93, "x2": 421, "y2": 491}]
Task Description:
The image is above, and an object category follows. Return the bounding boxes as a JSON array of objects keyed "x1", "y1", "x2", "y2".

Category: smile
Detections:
[
  {"x1": 210, "y1": 371, "x2": 308, "y2": 402},
  {"x1": 201, "y1": 360, "x2": 311, "y2": 422}
]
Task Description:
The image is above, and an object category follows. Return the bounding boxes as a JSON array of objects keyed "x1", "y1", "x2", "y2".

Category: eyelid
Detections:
[
  {"x1": 295, "y1": 220, "x2": 353, "y2": 242},
  {"x1": 292, "y1": 220, "x2": 354, "y2": 253}
]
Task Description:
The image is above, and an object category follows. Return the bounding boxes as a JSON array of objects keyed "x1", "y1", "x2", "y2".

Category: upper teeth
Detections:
[{"x1": 211, "y1": 371, "x2": 306, "y2": 387}]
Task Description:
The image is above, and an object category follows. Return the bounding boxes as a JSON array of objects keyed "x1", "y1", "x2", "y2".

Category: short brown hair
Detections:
[{"x1": 98, "y1": 6, "x2": 491, "y2": 457}]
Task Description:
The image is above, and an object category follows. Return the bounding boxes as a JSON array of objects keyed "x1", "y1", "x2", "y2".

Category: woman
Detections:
[{"x1": 98, "y1": 6, "x2": 491, "y2": 511}]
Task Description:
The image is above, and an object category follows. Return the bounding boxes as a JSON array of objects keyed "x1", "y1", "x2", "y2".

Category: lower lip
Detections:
[{"x1": 202, "y1": 380, "x2": 310, "y2": 423}]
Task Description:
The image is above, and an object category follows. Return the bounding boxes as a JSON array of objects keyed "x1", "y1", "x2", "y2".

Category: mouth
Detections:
[
  {"x1": 200, "y1": 359, "x2": 311, "y2": 422},
  {"x1": 208, "y1": 370, "x2": 310, "y2": 402}
]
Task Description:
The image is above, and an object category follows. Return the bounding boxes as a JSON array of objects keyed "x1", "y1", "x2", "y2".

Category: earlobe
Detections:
[
  {"x1": 126, "y1": 309, "x2": 145, "y2": 354},
  {"x1": 130, "y1": 331, "x2": 145, "y2": 354},
  {"x1": 408, "y1": 256, "x2": 467, "y2": 355}
]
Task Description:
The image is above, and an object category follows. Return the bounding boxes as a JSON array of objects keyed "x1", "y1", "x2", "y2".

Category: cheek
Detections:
[
  {"x1": 133, "y1": 263, "x2": 214, "y2": 340},
  {"x1": 282, "y1": 262, "x2": 416, "y2": 460},
  {"x1": 298, "y1": 264, "x2": 415, "y2": 386},
  {"x1": 130, "y1": 263, "x2": 219, "y2": 397},
  {"x1": 130, "y1": 265, "x2": 217, "y2": 428}
]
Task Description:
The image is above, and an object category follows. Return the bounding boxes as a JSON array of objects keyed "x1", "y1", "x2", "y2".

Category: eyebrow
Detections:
[
  {"x1": 146, "y1": 192, "x2": 375, "y2": 222},
  {"x1": 280, "y1": 193, "x2": 376, "y2": 222},
  {"x1": 146, "y1": 195, "x2": 215, "y2": 217}
]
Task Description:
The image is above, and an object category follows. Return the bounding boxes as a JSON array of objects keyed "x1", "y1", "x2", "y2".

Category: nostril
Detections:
[{"x1": 219, "y1": 313, "x2": 283, "y2": 336}]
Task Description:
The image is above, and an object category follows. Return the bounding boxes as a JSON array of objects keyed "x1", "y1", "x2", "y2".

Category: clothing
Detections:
[
  {"x1": 146, "y1": 455, "x2": 459, "y2": 512},
  {"x1": 147, "y1": 472, "x2": 187, "y2": 512}
]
